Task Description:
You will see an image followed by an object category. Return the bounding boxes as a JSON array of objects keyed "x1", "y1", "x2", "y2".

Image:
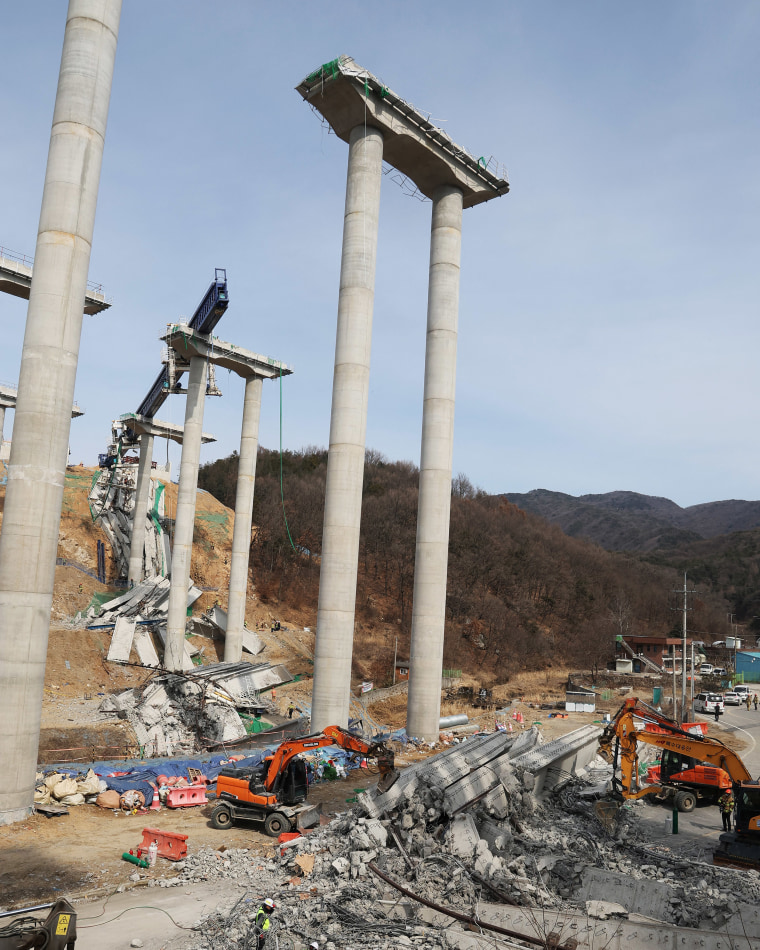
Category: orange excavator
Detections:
[
  {"x1": 210, "y1": 725, "x2": 399, "y2": 836},
  {"x1": 597, "y1": 697, "x2": 760, "y2": 868}
]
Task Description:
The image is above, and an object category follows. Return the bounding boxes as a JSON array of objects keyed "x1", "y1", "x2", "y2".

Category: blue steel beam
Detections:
[{"x1": 136, "y1": 270, "x2": 228, "y2": 418}]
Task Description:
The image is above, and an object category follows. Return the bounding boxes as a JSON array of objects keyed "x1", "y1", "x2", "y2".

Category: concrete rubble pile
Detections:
[
  {"x1": 132, "y1": 726, "x2": 760, "y2": 949},
  {"x1": 97, "y1": 577, "x2": 204, "y2": 670},
  {"x1": 99, "y1": 661, "x2": 292, "y2": 756}
]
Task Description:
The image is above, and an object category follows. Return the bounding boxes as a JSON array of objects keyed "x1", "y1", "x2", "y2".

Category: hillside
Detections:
[
  {"x1": 199, "y1": 448, "x2": 728, "y2": 683},
  {"x1": 503, "y1": 488, "x2": 760, "y2": 552}
]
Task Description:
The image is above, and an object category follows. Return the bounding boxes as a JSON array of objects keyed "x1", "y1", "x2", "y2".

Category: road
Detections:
[{"x1": 633, "y1": 700, "x2": 760, "y2": 860}]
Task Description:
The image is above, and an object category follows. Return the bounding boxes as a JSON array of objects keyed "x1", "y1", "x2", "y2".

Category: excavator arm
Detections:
[
  {"x1": 263, "y1": 726, "x2": 398, "y2": 793},
  {"x1": 599, "y1": 698, "x2": 752, "y2": 802}
]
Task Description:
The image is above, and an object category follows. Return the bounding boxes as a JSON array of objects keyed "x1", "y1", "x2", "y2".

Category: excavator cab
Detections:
[
  {"x1": 272, "y1": 756, "x2": 309, "y2": 806},
  {"x1": 735, "y1": 785, "x2": 760, "y2": 834}
]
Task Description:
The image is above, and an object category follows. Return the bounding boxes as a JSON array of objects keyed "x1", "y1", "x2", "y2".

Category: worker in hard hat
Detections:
[{"x1": 254, "y1": 898, "x2": 276, "y2": 947}]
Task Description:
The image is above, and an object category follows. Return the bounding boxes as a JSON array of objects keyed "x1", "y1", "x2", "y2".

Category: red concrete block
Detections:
[
  {"x1": 137, "y1": 827, "x2": 188, "y2": 862},
  {"x1": 165, "y1": 784, "x2": 208, "y2": 808}
]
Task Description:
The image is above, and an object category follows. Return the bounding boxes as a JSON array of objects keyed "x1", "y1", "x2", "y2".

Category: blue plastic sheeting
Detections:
[{"x1": 42, "y1": 744, "x2": 368, "y2": 806}]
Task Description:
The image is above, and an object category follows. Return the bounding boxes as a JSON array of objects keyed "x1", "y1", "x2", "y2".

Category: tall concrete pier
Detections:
[
  {"x1": 165, "y1": 356, "x2": 207, "y2": 671},
  {"x1": 226, "y1": 375, "x2": 263, "y2": 661},
  {"x1": 297, "y1": 56, "x2": 508, "y2": 733},
  {"x1": 127, "y1": 433, "x2": 154, "y2": 586},
  {"x1": 310, "y1": 125, "x2": 384, "y2": 730},
  {"x1": 406, "y1": 186, "x2": 464, "y2": 740},
  {"x1": 161, "y1": 326, "x2": 292, "y2": 665},
  {"x1": 0, "y1": 0, "x2": 121, "y2": 824}
]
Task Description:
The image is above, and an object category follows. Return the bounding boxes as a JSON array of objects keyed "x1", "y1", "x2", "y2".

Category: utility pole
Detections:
[
  {"x1": 392, "y1": 636, "x2": 398, "y2": 686},
  {"x1": 672, "y1": 572, "x2": 696, "y2": 724}
]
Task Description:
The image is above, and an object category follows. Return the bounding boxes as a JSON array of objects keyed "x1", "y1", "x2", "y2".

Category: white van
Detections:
[
  {"x1": 699, "y1": 664, "x2": 714, "y2": 674},
  {"x1": 734, "y1": 685, "x2": 751, "y2": 696}
]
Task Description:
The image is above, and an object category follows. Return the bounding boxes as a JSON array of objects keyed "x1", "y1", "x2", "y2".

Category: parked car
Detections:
[
  {"x1": 699, "y1": 664, "x2": 714, "y2": 674},
  {"x1": 733, "y1": 685, "x2": 751, "y2": 696},
  {"x1": 694, "y1": 692, "x2": 725, "y2": 713},
  {"x1": 723, "y1": 691, "x2": 742, "y2": 706},
  {"x1": 712, "y1": 668, "x2": 727, "y2": 676}
]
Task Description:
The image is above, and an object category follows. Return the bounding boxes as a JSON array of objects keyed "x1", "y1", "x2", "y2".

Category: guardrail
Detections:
[{"x1": 0, "y1": 244, "x2": 106, "y2": 294}]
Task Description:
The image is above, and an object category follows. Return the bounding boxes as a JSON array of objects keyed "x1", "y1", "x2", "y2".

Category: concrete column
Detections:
[
  {"x1": 406, "y1": 185, "x2": 464, "y2": 741},
  {"x1": 311, "y1": 124, "x2": 384, "y2": 731},
  {"x1": 164, "y1": 356, "x2": 206, "y2": 671},
  {"x1": 0, "y1": 0, "x2": 120, "y2": 825},
  {"x1": 127, "y1": 433, "x2": 155, "y2": 586},
  {"x1": 0, "y1": 406, "x2": 5, "y2": 445},
  {"x1": 225, "y1": 375, "x2": 263, "y2": 661}
]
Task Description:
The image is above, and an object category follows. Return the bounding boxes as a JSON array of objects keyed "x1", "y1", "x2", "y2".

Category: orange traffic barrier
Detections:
[
  {"x1": 137, "y1": 827, "x2": 188, "y2": 862},
  {"x1": 165, "y1": 784, "x2": 208, "y2": 808}
]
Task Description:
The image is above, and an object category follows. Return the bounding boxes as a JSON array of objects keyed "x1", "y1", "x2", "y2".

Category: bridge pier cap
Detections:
[{"x1": 296, "y1": 55, "x2": 509, "y2": 208}]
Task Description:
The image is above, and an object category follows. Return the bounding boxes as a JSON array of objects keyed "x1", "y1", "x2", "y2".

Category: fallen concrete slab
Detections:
[
  {"x1": 509, "y1": 723, "x2": 602, "y2": 796},
  {"x1": 107, "y1": 616, "x2": 135, "y2": 662}
]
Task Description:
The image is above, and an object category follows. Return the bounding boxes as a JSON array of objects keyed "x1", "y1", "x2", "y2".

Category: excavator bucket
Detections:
[
  {"x1": 593, "y1": 798, "x2": 622, "y2": 832},
  {"x1": 377, "y1": 769, "x2": 398, "y2": 795},
  {"x1": 376, "y1": 767, "x2": 400, "y2": 794}
]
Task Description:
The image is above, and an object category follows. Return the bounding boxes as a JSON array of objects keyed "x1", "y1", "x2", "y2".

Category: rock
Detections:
[{"x1": 130, "y1": 941, "x2": 144, "y2": 948}]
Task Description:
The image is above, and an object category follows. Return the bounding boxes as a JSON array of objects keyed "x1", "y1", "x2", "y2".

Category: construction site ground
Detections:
[{"x1": 1, "y1": 664, "x2": 750, "y2": 911}]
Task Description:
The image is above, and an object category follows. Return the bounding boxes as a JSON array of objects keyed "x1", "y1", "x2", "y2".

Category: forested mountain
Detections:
[
  {"x1": 199, "y1": 449, "x2": 727, "y2": 684},
  {"x1": 503, "y1": 489, "x2": 760, "y2": 553}
]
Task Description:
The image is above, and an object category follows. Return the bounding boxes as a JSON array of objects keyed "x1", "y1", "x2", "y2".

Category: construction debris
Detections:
[
  {"x1": 99, "y1": 662, "x2": 293, "y2": 756},
  {"x1": 125, "y1": 726, "x2": 760, "y2": 950},
  {"x1": 88, "y1": 450, "x2": 171, "y2": 582}
]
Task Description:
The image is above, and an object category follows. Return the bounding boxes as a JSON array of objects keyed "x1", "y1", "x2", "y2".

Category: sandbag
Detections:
[
  {"x1": 76, "y1": 769, "x2": 101, "y2": 796},
  {"x1": 58, "y1": 793, "x2": 85, "y2": 806},
  {"x1": 52, "y1": 778, "x2": 78, "y2": 799},
  {"x1": 98, "y1": 779, "x2": 108, "y2": 793},
  {"x1": 44, "y1": 772, "x2": 64, "y2": 792},
  {"x1": 95, "y1": 789, "x2": 121, "y2": 809},
  {"x1": 34, "y1": 787, "x2": 52, "y2": 805}
]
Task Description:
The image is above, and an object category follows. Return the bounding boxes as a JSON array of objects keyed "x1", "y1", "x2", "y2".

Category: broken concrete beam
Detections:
[
  {"x1": 133, "y1": 628, "x2": 160, "y2": 667},
  {"x1": 509, "y1": 724, "x2": 601, "y2": 796},
  {"x1": 445, "y1": 813, "x2": 480, "y2": 858},
  {"x1": 443, "y1": 766, "x2": 501, "y2": 816},
  {"x1": 579, "y1": 867, "x2": 674, "y2": 923},
  {"x1": 107, "y1": 617, "x2": 136, "y2": 662}
]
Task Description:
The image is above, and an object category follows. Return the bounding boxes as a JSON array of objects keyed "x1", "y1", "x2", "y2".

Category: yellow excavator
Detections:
[{"x1": 597, "y1": 697, "x2": 760, "y2": 868}]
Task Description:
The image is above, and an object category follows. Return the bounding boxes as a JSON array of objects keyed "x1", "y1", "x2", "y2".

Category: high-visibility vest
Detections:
[{"x1": 255, "y1": 908, "x2": 271, "y2": 933}]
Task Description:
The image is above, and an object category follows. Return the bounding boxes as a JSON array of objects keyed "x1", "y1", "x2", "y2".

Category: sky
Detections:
[{"x1": 1, "y1": 2, "x2": 759, "y2": 508}]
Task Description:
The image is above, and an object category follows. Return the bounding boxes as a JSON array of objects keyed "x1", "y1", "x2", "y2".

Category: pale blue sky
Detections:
[{"x1": 2, "y1": 2, "x2": 759, "y2": 507}]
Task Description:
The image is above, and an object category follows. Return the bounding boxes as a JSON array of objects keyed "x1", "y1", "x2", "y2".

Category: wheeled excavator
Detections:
[
  {"x1": 210, "y1": 725, "x2": 399, "y2": 836},
  {"x1": 597, "y1": 697, "x2": 760, "y2": 868}
]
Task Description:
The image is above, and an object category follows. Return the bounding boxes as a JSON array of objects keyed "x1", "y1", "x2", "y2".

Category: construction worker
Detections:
[
  {"x1": 254, "y1": 898, "x2": 276, "y2": 948},
  {"x1": 287, "y1": 702, "x2": 296, "y2": 719},
  {"x1": 718, "y1": 790, "x2": 735, "y2": 832},
  {"x1": 309, "y1": 943, "x2": 319, "y2": 950}
]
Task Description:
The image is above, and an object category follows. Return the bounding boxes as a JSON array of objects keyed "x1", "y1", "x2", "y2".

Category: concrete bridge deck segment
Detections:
[
  {"x1": 162, "y1": 325, "x2": 293, "y2": 380},
  {"x1": 118, "y1": 412, "x2": 215, "y2": 446},
  {"x1": 0, "y1": 250, "x2": 111, "y2": 315},
  {"x1": 296, "y1": 55, "x2": 509, "y2": 208},
  {"x1": 0, "y1": 383, "x2": 83, "y2": 418}
]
